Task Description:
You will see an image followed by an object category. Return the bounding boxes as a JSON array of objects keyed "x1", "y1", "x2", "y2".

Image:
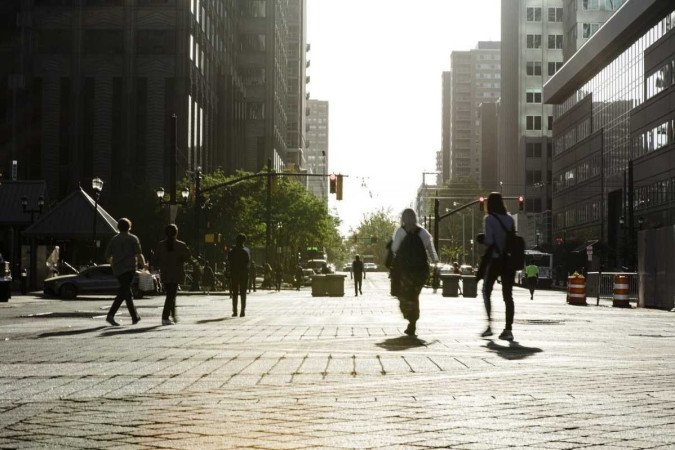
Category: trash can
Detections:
[
  {"x1": 311, "y1": 275, "x2": 327, "y2": 297},
  {"x1": 325, "y1": 274, "x2": 346, "y2": 297},
  {"x1": 441, "y1": 274, "x2": 461, "y2": 297},
  {"x1": 0, "y1": 277, "x2": 11, "y2": 302},
  {"x1": 462, "y1": 275, "x2": 477, "y2": 298}
]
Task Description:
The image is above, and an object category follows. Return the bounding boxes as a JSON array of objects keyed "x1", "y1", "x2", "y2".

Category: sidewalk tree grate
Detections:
[
  {"x1": 515, "y1": 319, "x2": 565, "y2": 325},
  {"x1": 21, "y1": 312, "x2": 101, "y2": 319}
]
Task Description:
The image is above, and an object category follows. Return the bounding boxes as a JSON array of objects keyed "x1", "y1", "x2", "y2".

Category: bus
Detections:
[{"x1": 515, "y1": 250, "x2": 554, "y2": 288}]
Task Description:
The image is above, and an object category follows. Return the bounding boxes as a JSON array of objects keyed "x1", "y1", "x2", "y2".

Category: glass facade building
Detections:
[{"x1": 546, "y1": 1, "x2": 675, "y2": 268}]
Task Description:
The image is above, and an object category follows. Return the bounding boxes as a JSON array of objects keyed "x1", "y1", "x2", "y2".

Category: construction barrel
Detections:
[
  {"x1": 567, "y1": 274, "x2": 587, "y2": 305},
  {"x1": 612, "y1": 274, "x2": 631, "y2": 308}
]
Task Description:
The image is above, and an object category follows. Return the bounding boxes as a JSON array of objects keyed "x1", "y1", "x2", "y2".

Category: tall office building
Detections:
[
  {"x1": 0, "y1": 0, "x2": 308, "y2": 205},
  {"x1": 441, "y1": 71, "x2": 452, "y2": 183},
  {"x1": 545, "y1": 1, "x2": 675, "y2": 273},
  {"x1": 499, "y1": 0, "x2": 619, "y2": 246},
  {"x1": 447, "y1": 41, "x2": 500, "y2": 184},
  {"x1": 284, "y1": 0, "x2": 309, "y2": 172},
  {"x1": 562, "y1": 0, "x2": 624, "y2": 61},
  {"x1": 305, "y1": 99, "x2": 328, "y2": 201}
]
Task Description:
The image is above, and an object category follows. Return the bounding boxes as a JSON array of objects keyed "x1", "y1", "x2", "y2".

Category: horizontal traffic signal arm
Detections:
[
  {"x1": 436, "y1": 196, "x2": 524, "y2": 221},
  {"x1": 200, "y1": 171, "x2": 346, "y2": 195}
]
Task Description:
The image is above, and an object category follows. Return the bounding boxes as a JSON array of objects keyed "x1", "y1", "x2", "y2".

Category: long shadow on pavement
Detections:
[
  {"x1": 98, "y1": 325, "x2": 163, "y2": 337},
  {"x1": 38, "y1": 326, "x2": 108, "y2": 338},
  {"x1": 376, "y1": 336, "x2": 429, "y2": 351},
  {"x1": 196, "y1": 317, "x2": 236, "y2": 324},
  {"x1": 483, "y1": 340, "x2": 543, "y2": 360}
]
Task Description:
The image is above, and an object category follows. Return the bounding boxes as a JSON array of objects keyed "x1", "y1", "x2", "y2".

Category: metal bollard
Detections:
[
  {"x1": 612, "y1": 274, "x2": 630, "y2": 308},
  {"x1": 567, "y1": 274, "x2": 586, "y2": 305}
]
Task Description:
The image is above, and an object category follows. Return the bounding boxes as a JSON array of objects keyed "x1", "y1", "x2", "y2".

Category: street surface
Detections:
[{"x1": 0, "y1": 273, "x2": 674, "y2": 449}]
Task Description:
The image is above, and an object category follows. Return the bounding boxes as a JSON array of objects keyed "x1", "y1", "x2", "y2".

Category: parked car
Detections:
[
  {"x1": 342, "y1": 263, "x2": 352, "y2": 272},
  {"x1": 459, "y1": 264, "x2": 474, "y2": 275},
  {"x1": 43, "y1": 264, "x2": 159, "y2": 300}
]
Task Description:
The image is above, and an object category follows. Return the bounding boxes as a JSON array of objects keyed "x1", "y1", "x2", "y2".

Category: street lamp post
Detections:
[
  {"x1": 21, "y1": 194, "x2": 44, "y2": 291},
  {"x1": 91, "y1": 177, "x2": 103, "y2": 263}
]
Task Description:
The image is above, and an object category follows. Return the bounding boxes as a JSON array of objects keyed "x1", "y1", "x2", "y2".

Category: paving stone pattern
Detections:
[{"x1": 0, "y1": 273, "x2": 674, "y2": 449}]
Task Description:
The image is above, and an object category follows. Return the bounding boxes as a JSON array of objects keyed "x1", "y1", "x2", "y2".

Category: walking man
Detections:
[
  {"x1": 525, "y1": 262, "x2": 539, "y2": 300},
  {"x1": 105, "y1": 218, "x2": 145, "y2": 326},
  {"x1": 248, "y1": 259, "x2": 257, "y2": 293},
  {"x1": 155, "y1": 224, "x2": 191, "y2": 325},
  {"x1": 228, "y1": 234, "x2": 250, "y2": 317},
  {"x1": 351, "y1": 255, "x2": 365, "y2": 296}
]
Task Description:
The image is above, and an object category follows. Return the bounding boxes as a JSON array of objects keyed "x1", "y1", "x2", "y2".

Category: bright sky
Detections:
[{"x1": 307, "y1": 0, "x2": 501, "y2": 235}]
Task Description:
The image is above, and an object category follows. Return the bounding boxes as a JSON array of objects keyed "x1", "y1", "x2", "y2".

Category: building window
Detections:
[
  {"x1": 547, "y1": 34, "x2": 563, "y2": 49},
  {"x1": 526, "y1": 61, "x2": 542, "y2": 76},
  {"x1": 582, "y1": 23, "x2": 601, "y2": 38},
  {"x1": 548, "y1": 116, "x2": 554, "y2": 131},
  {"x1": 526, "y1": 116, "x2": 542, "y2": 130},
  {"x1": 548, "y1": 61, "x2": 563, "y2": 76},
  {"x1": 645, "y1": 58, "x2": 675, "y2": 100},
  {"x1": 526, "y1": 170, "x2": 543, "y2": 185},
  {"x1": 84, "y1": 30, "x2": 124, "y2": 54},
  {"x1": 526, "y1": 142, "x2": 542, "y2": 157},
  {"x1": 526, "y1": 7, "x2": 541, "y2": 22},
  {"x1": 527, "y1": 34, "x2": 542, "y2": 49},
  {"x1": 526, "y1": 91, "x2": 542, "y2": 103},
  {"x1": 548, "y1": 7, "x2": 563, "y2": 22},
  {"x1": 582, "y1": 0, "x2": 598, "y2": 10},
  {"x1": 136, "y1": 30, "x2": 175, "y2": 54}
]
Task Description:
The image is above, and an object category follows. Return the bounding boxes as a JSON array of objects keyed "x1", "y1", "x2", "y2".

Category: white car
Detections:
[{"x1": 363, "y1": 262, "x2": 378, "y2": 272}]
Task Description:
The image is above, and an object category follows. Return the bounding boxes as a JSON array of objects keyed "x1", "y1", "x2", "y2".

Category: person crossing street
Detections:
[
  {"x1": 525, "y1": 263, "x2": 539, "y2": 300},
  {"x1": 351, "y1": 255, "x2": 365, "y2": 296}
]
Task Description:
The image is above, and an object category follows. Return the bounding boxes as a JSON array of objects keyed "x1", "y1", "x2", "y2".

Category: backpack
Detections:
[
  {"x1": 491, "y1": 214, "x2": 526, "y2": 272},
  {"x1": 395, "y1": 227, "x2": 430, "y2": 277}
]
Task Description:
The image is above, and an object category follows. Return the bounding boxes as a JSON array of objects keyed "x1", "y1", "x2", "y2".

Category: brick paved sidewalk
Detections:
[{"x1": 0, "y1": 273, "x2": 673, "y2": 449}]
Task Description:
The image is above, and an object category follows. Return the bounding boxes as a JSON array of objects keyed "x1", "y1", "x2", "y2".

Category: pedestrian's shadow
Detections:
[
  {"x1": 38, "y1": 326, "x2": 108, "y2": 338},
  {"x1": 196, "y1": 317, "x2": 236, "y2": 324},
  {"x1": 483, "y1": 340, "x2": 543, "y2": 360},
  {"x1": 98, "y1": 325, "x2": 163, "y2": 337},
  {"x1": 376, "y1": 336, "x2": 428, "y2": 351}
]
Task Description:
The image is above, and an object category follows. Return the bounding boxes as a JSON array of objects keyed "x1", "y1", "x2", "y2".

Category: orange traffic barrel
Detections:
[
  {"x1": 613, "y1": 274, "x2": 630, "y2": 308},
  {"x1": 567, "y1": 274, "x2": 586, "y2": 305}
]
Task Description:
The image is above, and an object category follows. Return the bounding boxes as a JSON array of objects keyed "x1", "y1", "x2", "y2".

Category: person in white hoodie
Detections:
[{"x1": 391, "y1": 208, "x2": 439, "y2": 336}]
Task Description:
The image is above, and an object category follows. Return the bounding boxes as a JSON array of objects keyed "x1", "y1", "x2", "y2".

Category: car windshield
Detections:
[{"x1": 81, "y1": 266, "x2": 113, "y2": 277}]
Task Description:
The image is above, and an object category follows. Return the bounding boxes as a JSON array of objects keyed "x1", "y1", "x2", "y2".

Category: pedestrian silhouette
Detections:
[
  {"x1": 248, "y1": 259, "x2": 257, "y2": 293},
  {"x1": 104, "y1": 218, "x2": 145, "y2": 326},
  {"x1": 155, "y1": 224, "x2": 191, "y2": 325},
  {"x1": 263, "y1": 262, "x2": 273, "y2": 289},
  {"x1": 201, "y1": 261, "x2": 215, "y2": 292},
  {"x1": 351, "y1": 255, "x2": 365, "y2": 296},
  {"x1": 274, "y1": 261, "x2": 283, "y2": 291},
  {"x1": 228, "y1": 234, "x2": 250, "y2": 317},
  {"x1": 295, "y1": 263, "x2": 304, "y2": 290},
  {"x1": 525, "y1": 262, "x2": 539, "y2": 300},
  {"x1": 480, "y1": 192, "x2": 517, "y2": 341},
  {"x1": 391, "y1": 208, "x2": 439, "y2": 336}
]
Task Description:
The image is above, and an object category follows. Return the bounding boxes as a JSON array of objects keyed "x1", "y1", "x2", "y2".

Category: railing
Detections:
[{"x1": 586, "y1": 272, "x2": 639, "y2": 302}]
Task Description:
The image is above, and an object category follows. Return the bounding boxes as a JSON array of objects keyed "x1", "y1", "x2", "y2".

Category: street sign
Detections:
[{"x1": 586, "y1": 245, "x2": 593, "y2": 261}]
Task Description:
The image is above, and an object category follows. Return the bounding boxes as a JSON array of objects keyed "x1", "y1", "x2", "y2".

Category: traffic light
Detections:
[
  {"x1": 336, "y1": 175, "x2": 343, "y2": 200},
  {"x1": 329, "y1": 174, "x2": 337, "y2": 193},
  {"x1": 479, "y1": 196, "x2": 485, "y2": 211},
  {"x1": 518, "y1": 195, "x2": 525, "y2": 211}
]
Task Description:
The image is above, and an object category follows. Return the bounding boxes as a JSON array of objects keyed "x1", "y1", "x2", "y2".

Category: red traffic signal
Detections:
[
  {"x1": 479, "y1": 196, "x2": 485, "y2": 211},
  {"x1": 329, "y1": 174, "x2": 337, "y2": 193},
  {"x1": 518, "y1": 195, "x2": 525, "y2": 211}
]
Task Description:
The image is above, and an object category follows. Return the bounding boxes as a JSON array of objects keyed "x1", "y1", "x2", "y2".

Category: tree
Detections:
[{"x1": 348, "y1": 208, "x2": 397, "y2": 266}]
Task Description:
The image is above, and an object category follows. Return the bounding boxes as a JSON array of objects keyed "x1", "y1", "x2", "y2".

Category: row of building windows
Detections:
[
  {"x1": 645, "y1": 58, "x2": 675, "y2": 100},
  {"x1": 634, "y1": 119, "x2": 675, "y2": 157},
  {"x1": 583, "y1": 23, "x2": 601, "y2": 39},
  {"x1": 526, "y1": 91, "x2": 542, "y2": 103},
  {"x1": 526, "y1": 34, "x2": 563, "y2": 50},
  {"x1": 581, "y1": 0, "x2": 623, "y2": 11},
  {"x1": 634, "y1": 177, "x2": 675, "y2": 211},
  {"x1": 526, "y1": 61, "x2": 564, "y2": 76},
  {"x1": 526, "y1": 115, "x2": 554, "y2": 131},
  {"x1": 526, "y1": 142, "x2": 553, "y2": 158},
  {"x1": 553, "y1": 117, "x2": 591, "y2": 156},
  {"x1": 554, "y1": 200, "x2": 601, "y2": 230},
  {"x1": 526, "y1": 7, "x2": 563, "y2": 23},
  {"x1": 553, "y1": 152, "x2": 601, "y2": 194}
]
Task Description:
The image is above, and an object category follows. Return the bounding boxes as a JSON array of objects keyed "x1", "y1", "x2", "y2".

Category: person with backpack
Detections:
[
  {"x1": 480, "y1": 192, "x2": 524, "y2": 341},
  {"x1": 391, "y1": 208, "x2": 439, "y2": 336},
  {"x1": 228, "y1": 233, "x2": 250, "y2": 317}
]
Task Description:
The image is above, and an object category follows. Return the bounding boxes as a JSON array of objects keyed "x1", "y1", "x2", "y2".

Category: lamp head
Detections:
[
  {"x1": 181, "y1": 187, "x2": 190, "y2": 201},
  {"x1": 156, "y1": 187, "x2": 165, "y2": 200},
  {"x1": 92, "y1": 177, "x2": 104, "y2": 193}
]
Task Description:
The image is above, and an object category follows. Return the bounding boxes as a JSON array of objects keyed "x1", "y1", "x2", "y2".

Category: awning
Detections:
[
  {"x1": 23, "y1": 188, "x2": 118, "y2": 240},
  {"x1": 570, "y1": 240, "x2": 604, "y2": 253}
]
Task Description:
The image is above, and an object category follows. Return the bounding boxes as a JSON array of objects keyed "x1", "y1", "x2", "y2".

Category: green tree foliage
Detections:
[
  {"x1": 176, "y1": 170, "x2": 342, "y2": 268},
  {"x1": 348, "y1": 208, "x2": 397, "y2": 266}
]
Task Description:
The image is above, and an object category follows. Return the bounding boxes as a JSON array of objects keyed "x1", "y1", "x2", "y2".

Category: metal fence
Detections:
[{"x1": 586, "y1": 272, "x2": 639, "y2": 301}]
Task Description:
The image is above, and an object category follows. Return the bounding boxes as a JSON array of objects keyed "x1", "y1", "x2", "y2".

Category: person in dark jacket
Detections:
[
  {"x1": 274, "y1": 261, "x2": 283, "y2": 291},
  {"x1": 248, "y1": 259, "x2": 257, "y2": 293},
  {"x1": 228, "y1": 234, "x2": 250, "y2": 317},
  {"x1": 351, "y1": 255, "x2": 365, "y2": 296},
  {"x1": 155, "y1": 224, "x2": 191, "y2": 325}
]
